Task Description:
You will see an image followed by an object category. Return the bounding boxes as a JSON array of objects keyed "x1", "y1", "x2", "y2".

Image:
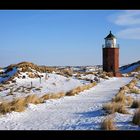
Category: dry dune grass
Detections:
[
  {"x1": 0, "y1": 95, "x2": 42, "y2": 115},
  {"x1": 101, "y1": 116, "x2": 117, "y2": 130},
  {"x1": 62, "y1": 69, "x2": 73, "y2": 77},
  {"x1": 112, "y1": 91, "x2": 125, "y2": 103},
  {"x1": 2, "y1": 61, "x2": 58, "y2": 84},
  {"x1": 25, "y1": 95, "x2": 43, "y2": 104},
  {"x1": 0, "y1": 81, "x2": 97, "y2": 115},
  {"x1": 136, "y1": 74, "x2": 140, "y2": 80},
  {"x1": 131, "y1": 79, "x2": 138, "y2": 84},
  {"x1": 75, "y1": 73, "x2": 81, "y2": 79},
  {"x1": 131, "y1": 100, "x2": 140, "y2": 108},
  {"x1": 66, "y1": 82, "x2": 97, "y2": 96},
  {"x1": 125, "y1": 96, "x2": 134, "y2": 106},
  {"x1": 132, "y1": 108, "x2": 140, "y2": 125},
  {"x1": 99, "y1": 71, "x2": 114, "y2": 79},
  {"x1": 85, "y1": 72, "x2": 96, "y2": 75},
  {"x1": 0, "y1": 102, "x2": 13, "y2": 115},
  {"x1": 126, "y1": 79, "x2": 138, "y2": 89},
  {"x1": 40, "y1": 94, "x2": 51, "y2": 101},
  {"x1": 119, "y1": 86, "x2": 130, "y2": 92},
  {"x1": 123, "y1": 79, "x2": 140, "y2": 95},
  {"x1": 130, "y1": 88, "x2": 140, "y2": 94},
  {"x1": 66, "y1": 86, "x2": 83, "y2": 96},
  {"x1": 5, "y1": 62, "x2": 57, "y2": 79},
  {"x1": 41, "y1": 92, "x2": 65, "y2": 101},
  {"x1": 106, "y1": 72, "x2": 114, "y2": 77},
  {"x1": 126, "y1": 83, "x2": 135, "y2": 89},
  {"x1": 100, "y1": 74, "x2": 109, "y2": 79},
  {"x1": 56, "y1": 68, "x2": 73, "y2": 77},
  {"x1": 88, "y1": 82, "x2": 97, "y2": 88},
  {"x1": 0, "y1": 97, "x2": 26, "y2": 114},
  {"x1": 112, "y1": 91, "x2": 133, "y2": 106},
  {"x1": 41, "y1": 82, "x2": 96, "y2": 100},
  {"x1": 103, "y1": 102, "x2": 128, "y2": 114},
  {"x1": 102, "y1": 78, "x2": 138, "y2": 128},
  {"x1": 10, "y1": 98, "x2": 26, "y2": 112},
  {"x1": 26, "y1": 62, "x2": 41, "y2": 72},
  {"x1": 103, "y1": 78, "x2": 138, "y2": 114},
  {"x1": 49, "y1": 92, "x2": 65, "y2": 99}
]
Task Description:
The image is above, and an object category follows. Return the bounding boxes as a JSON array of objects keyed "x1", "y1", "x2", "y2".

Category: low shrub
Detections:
[
  {"x1": 49, "y1": 92, "x2": 65, "y2": 99},
  {"x1": 40, "y1": 94, "x2": 51, "y2": 101},
  {"x1": 132, "y1": 108, "x2": 140, "y2": 125},
  {"x1": 103, "y1": 102, "x2": 128, "y2": 114},
  {"x1": 136, "y1": 74, "x2": 140, "y2": 80},
  {"x1": 119, "y1": 86, "x2": 130, "y2": 92},
  {"x1": 66, "y1": 82, "x2": 97, "y2": 96},
  {"x1": 0, "y1": 97, "x2": 26, "y2": 114},
  {"x1": 112, "y1": 91, "x2": 125, "y2": 103},
  {"x1": 101, "y1": 116, "x2": 117, "y2": 130},
  {"x1": 130, "y1": 88, "x2": 140, "y2": 94},
  {"x1": 125, "y1": 96, "x2": 134, "y2": 106},
  {"x1": 131, "y1": 100, "x2": 140, "y2": 108},
  {"x1": 0, "y1": 102, "x2": 12, "y2": 114},
  {"x1": 25, "y1": 94, "x2": 42, "y2": 104},
  {"x1": 10, "y1": 98, "x2": 26, "y2": 112}
]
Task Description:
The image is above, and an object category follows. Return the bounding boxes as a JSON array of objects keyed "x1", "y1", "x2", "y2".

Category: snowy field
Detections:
[
  {"x1": 0, "y1": 77, "x2": 133, "y2": 130},
  {"x1": 0, "y1": 70, "x2": 87, "y2": 102},
  {"x1": 0, "y1": 62, "x2": 140, "y2": 130}
]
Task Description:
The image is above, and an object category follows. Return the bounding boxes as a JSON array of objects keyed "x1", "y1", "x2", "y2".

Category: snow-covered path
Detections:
[{"x1": 0, "y1": 77, "x2": 132, "y2": 130}]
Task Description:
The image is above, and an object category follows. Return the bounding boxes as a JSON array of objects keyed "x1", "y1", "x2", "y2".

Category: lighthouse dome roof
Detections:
[{"x1": 104, "y1": 31, "x2": 116, "y2": 39}]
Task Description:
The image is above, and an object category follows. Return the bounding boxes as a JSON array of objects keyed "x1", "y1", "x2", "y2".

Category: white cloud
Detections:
[
  {"x1": 117, "y1": 28, "x2": 140, "y2": 39},
  {"x1": 108, "y1": 10, "x2": 140, "y2": 40},
  {"x1": 109, "y1": 10, "x2": 140, "y2": 26}
]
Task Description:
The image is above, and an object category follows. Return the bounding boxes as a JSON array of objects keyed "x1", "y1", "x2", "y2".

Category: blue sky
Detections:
[{"x1": 0, "y1": 10, "x2": 140, "y2": 67}]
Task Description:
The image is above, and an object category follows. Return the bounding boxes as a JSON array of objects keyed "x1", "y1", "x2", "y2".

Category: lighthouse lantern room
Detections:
[{"x1": 105, "y1": 31, "x2": 117, "y2": 48}]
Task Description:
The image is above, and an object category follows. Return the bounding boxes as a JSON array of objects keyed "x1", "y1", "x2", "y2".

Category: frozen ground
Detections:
[{"x1": 0, "y1": 77, "x2": 133, "y2": 130}]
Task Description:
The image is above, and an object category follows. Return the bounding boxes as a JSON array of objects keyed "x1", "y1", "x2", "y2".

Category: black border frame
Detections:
[
  {"x1": 0, "y1": 0, "x2": 140, "y2": 9},
  {"x1": 0, "y1": 0, "x2": 140, "y2": 140}
]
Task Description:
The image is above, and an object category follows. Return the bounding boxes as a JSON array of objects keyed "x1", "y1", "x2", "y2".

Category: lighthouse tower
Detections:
[{"x1": 102, "y1": 31, "x2": 121, "y2": 77}]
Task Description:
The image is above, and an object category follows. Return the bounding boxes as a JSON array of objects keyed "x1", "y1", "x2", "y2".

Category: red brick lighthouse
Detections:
[{"x1": 102, "y1": 31, "x2": 121, "y2": 77}]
